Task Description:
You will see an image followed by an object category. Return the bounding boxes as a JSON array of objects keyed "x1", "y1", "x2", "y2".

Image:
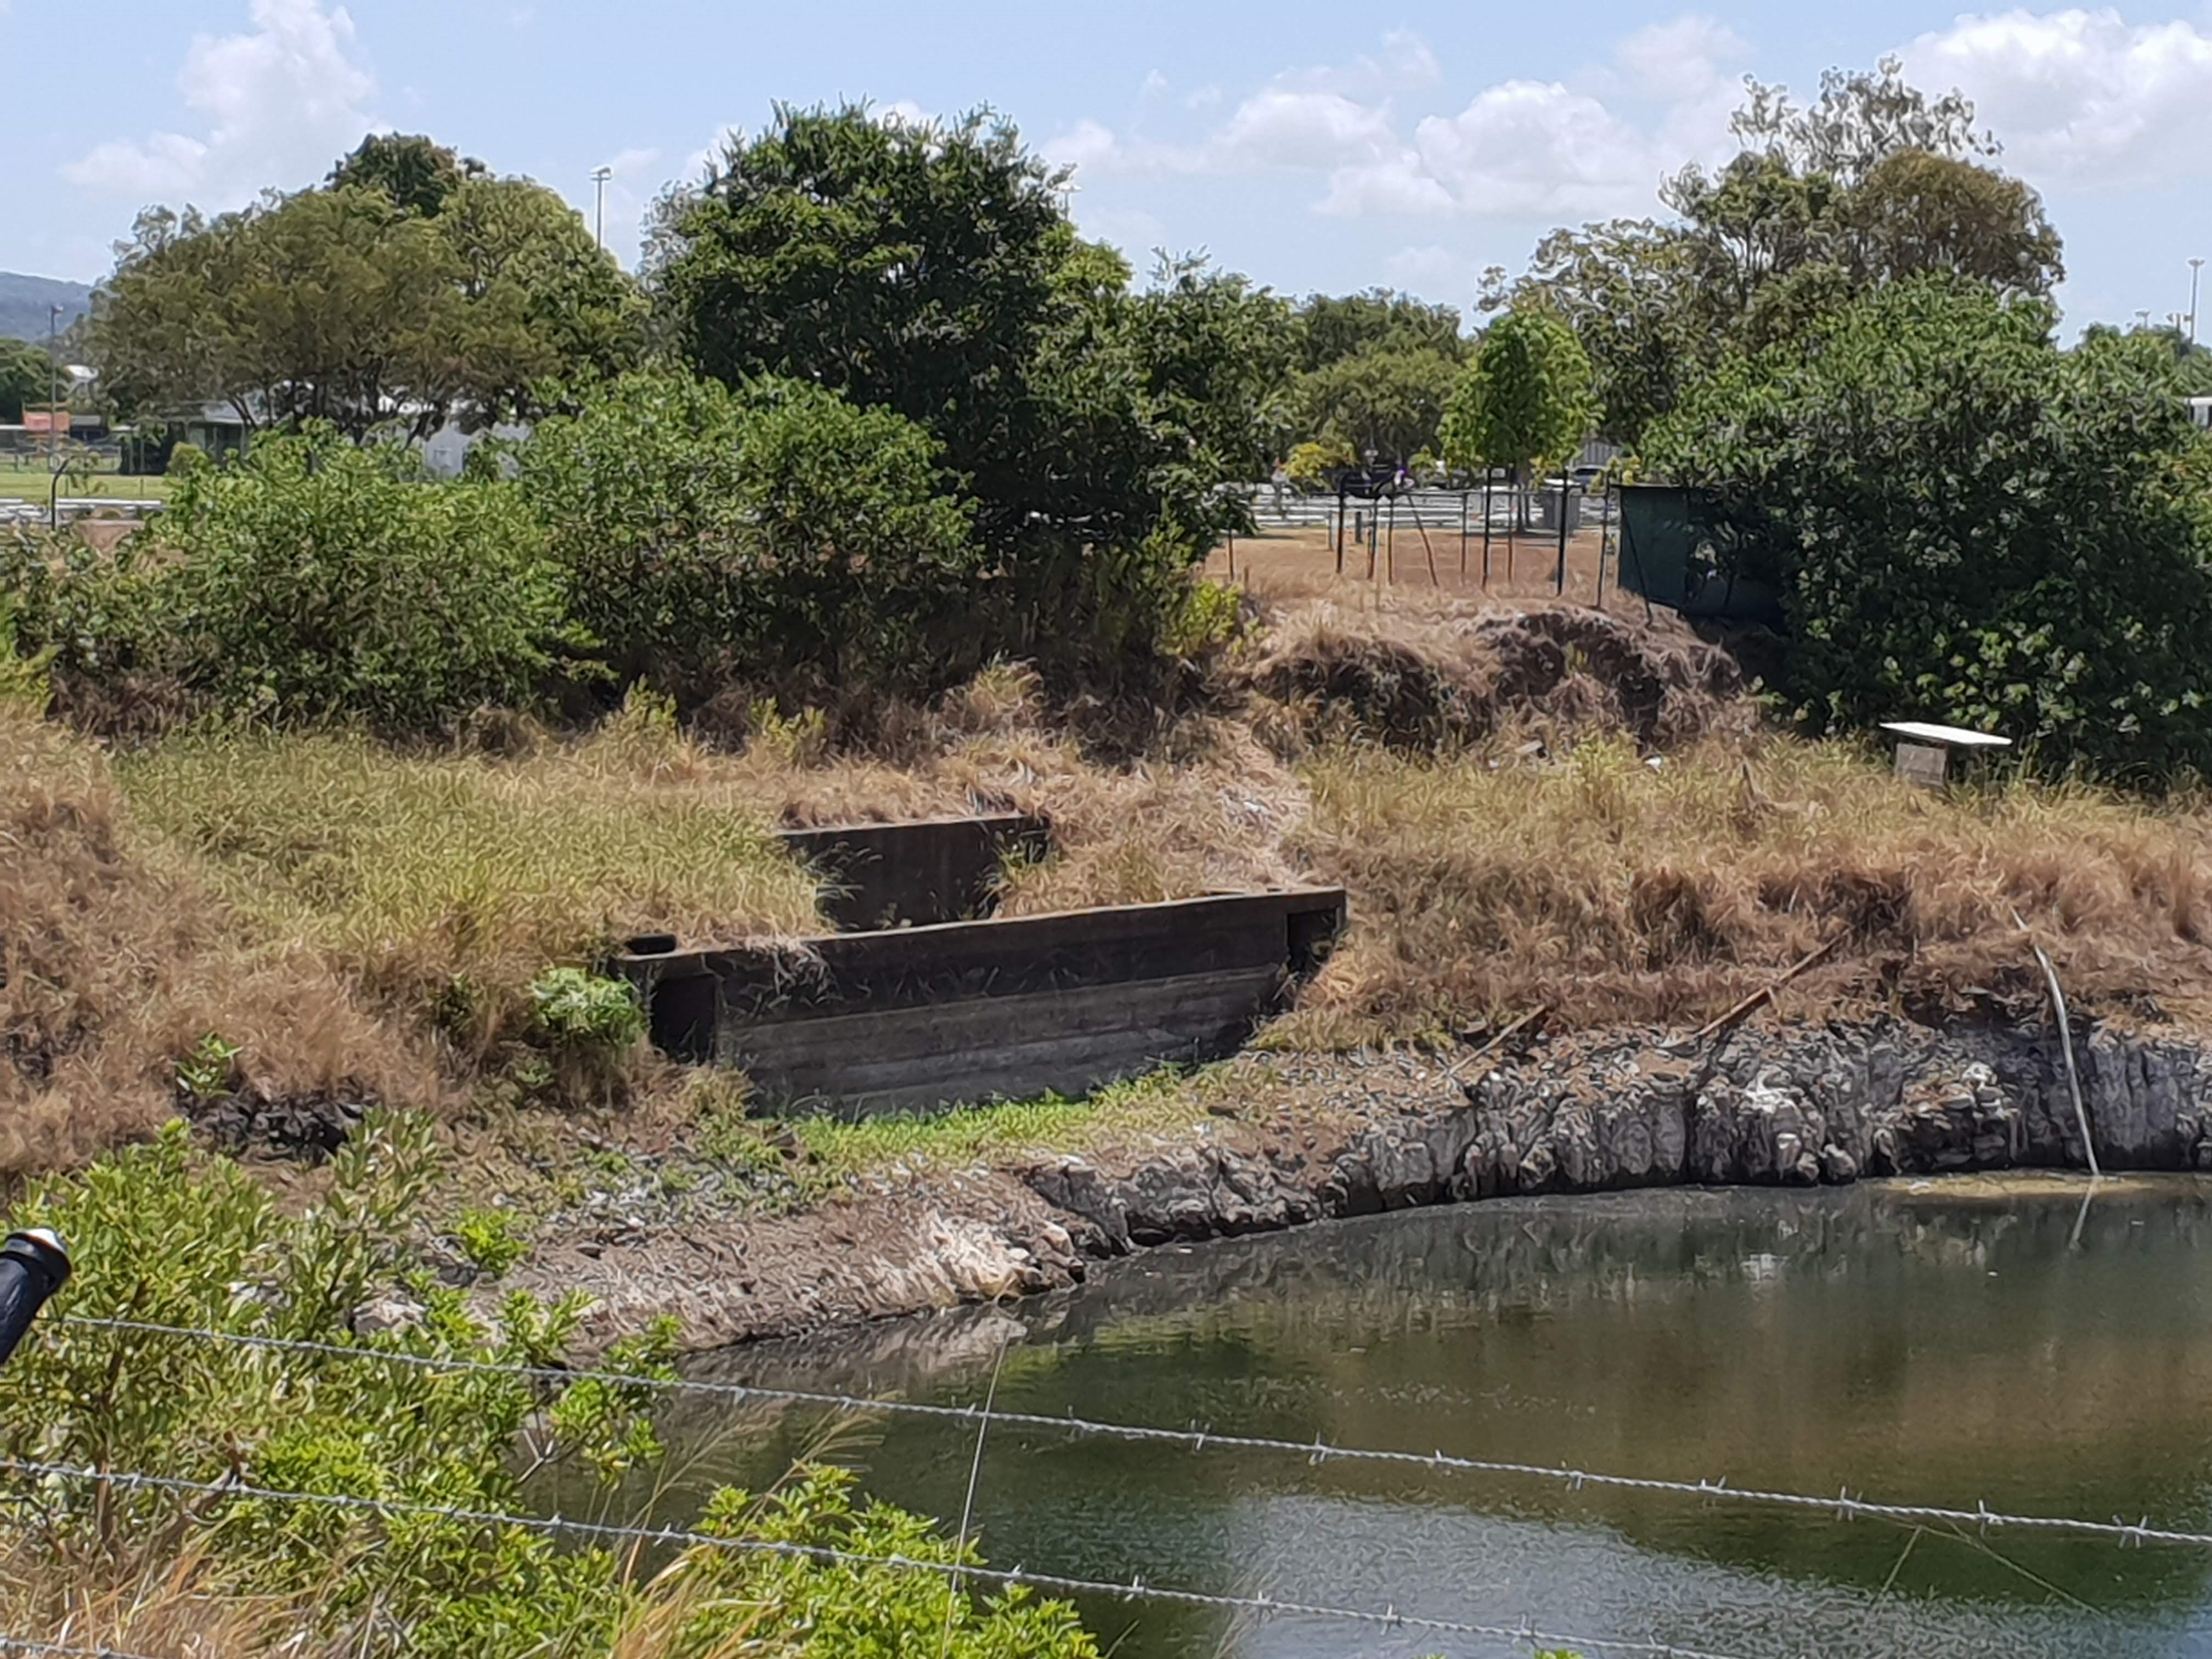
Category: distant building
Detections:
[{"x1": 2189, "y1": 396, "x2": 2211, "y2": 431}]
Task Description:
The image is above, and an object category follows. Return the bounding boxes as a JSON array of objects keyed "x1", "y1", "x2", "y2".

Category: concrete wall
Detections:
[{"x1": 613, "y1": 888, "x2": 1346, "y2": 1117}]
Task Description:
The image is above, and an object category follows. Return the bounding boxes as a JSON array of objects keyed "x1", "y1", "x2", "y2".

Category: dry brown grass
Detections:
[
  {"x1": 0, "y1": 706, "x2": 430, "y2": 1176},
  {"x1": 1231, "y1": 589, "x2": 1753, "y2": 754},
  {"x1": 1284, "y1": 733, "x2": 2212, "y2": 1041},
  {"x1": 18, "y1": 583, "x2": 2212, "y2": 1180}
]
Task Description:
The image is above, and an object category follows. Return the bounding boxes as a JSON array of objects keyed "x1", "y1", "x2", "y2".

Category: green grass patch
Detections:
[
  {"x1": 115, "y1": 723, "x2": 823, "y2": 1022},
  {"x1": 784, "y1": 1065, "x2": 1238, "y2": 1183},
  {"x1": 0, "y1": 459, "x2": 170, "y2": 502}
]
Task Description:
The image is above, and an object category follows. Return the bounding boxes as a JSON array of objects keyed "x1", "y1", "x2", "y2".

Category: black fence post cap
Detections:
[{"x1": 1, "y1": 1229, "x2": 72, "y2": 1294}]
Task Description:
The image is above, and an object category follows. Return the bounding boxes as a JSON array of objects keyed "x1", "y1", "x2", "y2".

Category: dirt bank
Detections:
[{"x1": 516, "y1": 1009, "x2": 2212, "y2": 1357}]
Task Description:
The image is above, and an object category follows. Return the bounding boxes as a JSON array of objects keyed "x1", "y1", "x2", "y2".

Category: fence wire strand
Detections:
[
  {"x1": 0, "y1": 1455, "x2": 1750, "y2": 1659},
  {"x1": 0, "y1": 1638, "x2": 173, "y2": 1659},
  {"x1": 48, "y1": 1313, "x2": 2212, "y2": 1550}
]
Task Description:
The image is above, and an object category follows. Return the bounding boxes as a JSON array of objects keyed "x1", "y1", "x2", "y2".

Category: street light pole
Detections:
[
  {"x1": 2191, "y1": 258, "x2": 2205, "y2": 346},
  {"x1": 47, "y1": 304, "x2": 61, "y2": 530},
  {"x1": 591, "y1": 165, "x2": 613, "y2": 250}
]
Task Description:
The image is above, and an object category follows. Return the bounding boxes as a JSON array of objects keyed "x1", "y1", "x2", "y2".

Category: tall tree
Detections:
[
  {"x1": 328, "y1": 133, "x2": 488, "y2": 217},
  {"x1": 660, "y1": 104, "x2": 1073, "y2": 544},
  {"x1": 1644, "y1": 279, "x2": 2212, "y2": 779},
  {"x1": 91, "y1": 144, "x2": 641, "y2": 441},
  {"x1": 1291, "y1": 346, "x2": 1460, "y2": 466},
  {"x1": 657, "y1": 104, "x2": 1276, "y2": 678},
  {"x1": 1494, "y1": 64, "x2": 2062, "y2": 447},
  {"x1": 1295, "y1": 290, "x2": 1465, "y2": 373}
]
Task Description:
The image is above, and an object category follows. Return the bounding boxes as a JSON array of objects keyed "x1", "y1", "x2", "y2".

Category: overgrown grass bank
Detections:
[
  {"x1": 15, "y1": 594, "x2": 2212, "y2": 1189},
  {"x1": 1286, "y1": 735, "x2": 2212, "y2": 1040}
]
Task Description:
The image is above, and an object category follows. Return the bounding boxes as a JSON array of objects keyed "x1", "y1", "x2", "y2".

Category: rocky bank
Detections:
[{"x1": 522, "y1": 1012, "x2": 2212, "y2": 1356}]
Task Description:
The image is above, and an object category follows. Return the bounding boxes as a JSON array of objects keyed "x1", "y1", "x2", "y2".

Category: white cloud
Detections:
[
  {"x1": 1080, "y1": 207, "x2": 1169, "y2": 261},
  {"x1": 1385, "y1": 243, "x2": 1482, "y2": 298},
  {"x1": 1610, "y1": 15, "x2": 1751, "y2": 99},
  {"x1": 1044, "y1": 118, "x2": 1124, "y2": 173},
  {"x1": 1221, "y1": 89, "x2": 1398, "y2": 169},
  {"x1": 1902, "y1": 8, "x2": 2212, "y2": 183},
  {"x1": 64, "y1": 0, "x2": 378, "y2": 202},
  {"x1": 1043, "y1": 20, "x2": 1750, "y2": 222},
  {"x1": 1387, "y1": 80, "x2": 1670, "y2": 218},
  {"x1": 599, "y1": 145, "x2": 660, "y2": 178}
]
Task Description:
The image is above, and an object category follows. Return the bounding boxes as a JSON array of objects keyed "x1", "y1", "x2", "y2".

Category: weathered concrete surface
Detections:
[{"x1": 524, "y1": 1014, "x2": 2212, "y2": 1356}]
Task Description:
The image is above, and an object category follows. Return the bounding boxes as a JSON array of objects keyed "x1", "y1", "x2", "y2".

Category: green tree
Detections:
[
  {"x1": 436, "y1": 174, "x2": 646, "y2": 424},
  {"x1": 0, "y1": 336, "x2": 55, "y2": 423},
  {"x1": 1494, "y1": 64, "x2": 2062, "y2": 446},
  {"x1": 1295, "y1": 288, "x2": 1466, "y2": 373},
  {"x1": 658, "y1": 103, "x2": 1261, "y2": 681},
  {"x1": 659, "y1": 104, "x2": 1071, "y2": 541},
  {"x1": 1441, "y1": 311, "x2": 1593, "y2": 516},
  {"x1": 1644, "y1": 279, "x2": 2212, "y2": 780},
  {"x1": 91, "y1": 148, "x2": 641, "y2": 442},
  {"x1": 1293, "y1": 346, "x2": 1461, "y2": 466},
  {"x1": 1121, "y1": 255, "x2": 1299, "y2": 484},
  {"x1": 328, "y1": 131, "x2": 488, "y2": 216}
]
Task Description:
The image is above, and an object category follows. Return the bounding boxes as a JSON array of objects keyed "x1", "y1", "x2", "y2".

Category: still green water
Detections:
[{"x1": 650, "y1": 1178, "x2": 2212, "y2": 1658}]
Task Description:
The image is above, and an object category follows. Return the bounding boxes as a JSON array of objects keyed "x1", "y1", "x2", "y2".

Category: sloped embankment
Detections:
[{"x1": 528, "y1": 1011, "x2": 2211, "y2": 1354}]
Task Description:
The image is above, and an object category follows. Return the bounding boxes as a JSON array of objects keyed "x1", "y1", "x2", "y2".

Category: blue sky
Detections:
[{"x1": 5, "y1": 1, "x2": 2209, "y2": 331}]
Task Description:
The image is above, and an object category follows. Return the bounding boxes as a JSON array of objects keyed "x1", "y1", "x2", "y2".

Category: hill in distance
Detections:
[{"x1": 1, "y1": 272, "x2": 93, "y2": 343}]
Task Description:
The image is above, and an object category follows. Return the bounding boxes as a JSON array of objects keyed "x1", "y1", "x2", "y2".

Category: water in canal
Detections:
[{"x1": 644, "y1": 1177, "x2": 2212, "y2": 1657}]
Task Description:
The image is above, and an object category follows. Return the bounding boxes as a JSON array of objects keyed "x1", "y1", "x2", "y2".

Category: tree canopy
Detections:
[
  {"x1": 89, "y1": 140, "x2": 643, "y2": 441},
  {"x1": 657, "y1": 103, "x2": 1282, "y2": 679},
  {"x1": 1294, "y1": 289, "x2": 1465, "y2": 374},
  {"x1": 0, "y1": 337, "x2": 56, "y2": 424},
  {"x1": 1643, "y1": 279, "x2": 2212, "y2": 779},
  {"x1": 1291, "y1": 346, "x2": 1460, "y2": 467},
  {"x1": 1441, "y1": 311, "x2": 1593, "y2": 483},
  {"x1": 1494, "y1": 63, "x2": 2062, "y2": 445},
  {"x1": 327, "y1": 132, "x2": 488, "y2": 217}
]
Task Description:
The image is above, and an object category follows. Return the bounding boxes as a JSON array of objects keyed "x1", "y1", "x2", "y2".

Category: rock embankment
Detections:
[
  {"x1": 534, "y1": 1014, "x2": 2212, "y2": 1354},
  {"x1": 1032, "y1": 1016, "x2": 2210, "y2": 1254}
]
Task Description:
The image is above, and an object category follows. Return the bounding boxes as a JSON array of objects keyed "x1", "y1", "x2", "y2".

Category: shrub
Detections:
[
  {"x1": 0, "y1": 1117, "x2": 1099, "y2": 1657},
  {"x1": 165, "y1": 438, "x2": 210, "y2": 476},
  {"x1": 156, "y1": 425, "x2": 572, "y2": 731},
  {"x1": 519, "y1": 369, "x2": 981, "y2": 696},
  {"x1": 527, "y1": 966, "x2": 644, "y2": 1050},
  {"x1": 450, "y1": 1204, "x2": 531, "y2": 1277},
  {"x1": 0, "y1": 589, "x2": 50, "y2": 707},
  {"x1": 1644, "y1": 279, "x2": 2212, "y2": 781}
]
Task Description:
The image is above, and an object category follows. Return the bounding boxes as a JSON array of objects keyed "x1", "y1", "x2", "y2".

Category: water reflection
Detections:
[{"x1": 622, "y1": 1180, "x2": 2212, "y2": 1657}]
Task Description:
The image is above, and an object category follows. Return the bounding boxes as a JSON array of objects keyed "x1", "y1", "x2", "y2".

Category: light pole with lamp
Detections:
[
  {"x1": 2191, "y1": 258, "x2": 2204, "y2": 346},
  {"x1": 591, "y1": 165, "x2": 613, "y2": 250}
]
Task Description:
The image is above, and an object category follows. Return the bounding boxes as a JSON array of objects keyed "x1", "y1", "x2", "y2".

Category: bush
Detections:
[
  {"x1": 520, "y1": 369, "x2": 981, "y2": 697},
  {"x1": 527, "y1": 966, "x2": 644, "y2": 1050},
  {"x1": 157, "y1": 426, "x2": 572, "y2": 730},
  {"x1": 165, "y1": 438, "x2": 210, "y2": 476},
  {"x1": 1644, "y1": 279, "x2": 2212, "y2": 780},
  {"x1": 0, "y1": 1116, "x2": 1100, "y2": 1657}
]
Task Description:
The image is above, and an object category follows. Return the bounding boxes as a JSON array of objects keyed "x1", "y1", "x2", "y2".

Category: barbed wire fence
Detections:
[
  {"x1": 49, "y1": 1313, "x2": 2212, "y2": 1549},
  {"x1": 10, "y1": 1311, "x2": 2210, "y2": 1657},
  {"x1": 0, "y1": 1454, "x2": 1752, "y2": 1659}
]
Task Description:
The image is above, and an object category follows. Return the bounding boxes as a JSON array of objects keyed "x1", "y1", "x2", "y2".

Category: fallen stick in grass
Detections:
[{"x1": 1689, "y1": 932, "x2": 1846, "y2": 1046}]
